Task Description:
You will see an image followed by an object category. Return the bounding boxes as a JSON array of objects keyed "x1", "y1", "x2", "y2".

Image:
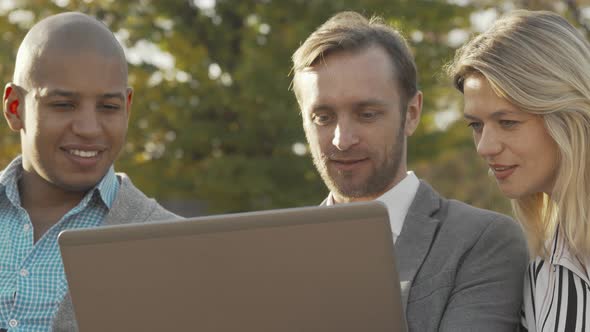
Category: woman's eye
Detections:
[{"x1": 499, "y1": 120, "x2": 519, "y2": 128}]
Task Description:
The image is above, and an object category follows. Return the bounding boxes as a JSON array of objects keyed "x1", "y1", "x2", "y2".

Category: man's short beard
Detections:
[{"x1": 312, "y1": 124, "x2": 405, "y2": 200}]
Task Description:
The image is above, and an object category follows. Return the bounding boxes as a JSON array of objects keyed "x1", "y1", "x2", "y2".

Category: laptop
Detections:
[{"x1": 58, "y1": 201, "x2": 407, "y2": 332}]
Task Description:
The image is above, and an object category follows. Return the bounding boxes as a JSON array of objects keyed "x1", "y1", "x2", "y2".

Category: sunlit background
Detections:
[{"x1": 0, "y1": 0, "x2": 587, "y2": 216}]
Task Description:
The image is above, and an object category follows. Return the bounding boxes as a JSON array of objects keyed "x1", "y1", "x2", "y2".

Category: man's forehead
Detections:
[
  {"x1": 293, "y1": 70, "x2": 320, "y2": 105},
  {"x1": 24, "y1": 48, "x2": 127, "y2": 84},
  {"x1": 32, "y1": 87, "x2": 126, "y2": 99},
  {"x1": 294, "y1": 65, "x2": 336, "y2": 96},
  {"x1": 298, "y1": 59, "x2": 343, "y2": 78},
  {"x1": 34, "y1": 47, "x2": 126, "y2": 68},
  {"x1": 295, "y1": 68, "x2": 320, "y2": 83},
  {"x1": 14, "y1": 12, "x2": 128, "y2": 88},
  {"x1": 295, "y1": 53, "x2": 400, "y2": 102}
]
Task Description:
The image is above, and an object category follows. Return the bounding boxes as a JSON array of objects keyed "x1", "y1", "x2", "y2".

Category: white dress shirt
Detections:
[{"x1": 326, "y1": 171, "x2": 420, "y2": 243}]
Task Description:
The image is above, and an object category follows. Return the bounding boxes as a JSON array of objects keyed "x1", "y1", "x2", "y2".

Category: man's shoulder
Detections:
[
  {"x1": 415, "y1": 179, "x2": 520, "y2": 238},
  {"x1": 106, "y1": 173, "x2": 180, "y2": 225},
  {"x1": 410, "y1": 179, "x2": 528, "y2": 277},
  {"x1": 445, "y1": 198, "x2": 514, "y2": 228},
  {"x1": 405, "y1": 181, "x2": 528, "y2": 332}
]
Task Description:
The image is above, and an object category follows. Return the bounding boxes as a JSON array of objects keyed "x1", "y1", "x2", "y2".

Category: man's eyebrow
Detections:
[
  {"x1": 37, "y1": 90, "x2": 125, "y2": 101},
  {"x1": 101, "y1": 92, "x2": 125, "y2": 101},
  {"x1": 38, "y1": 89, "x2": 78, "y2": 98},
  {"x1": 354, "y1": 99, "x2": 387, "y2": 109},
  {"x1": 310, "y1": 104, "x2": 334, "y2": 112}
]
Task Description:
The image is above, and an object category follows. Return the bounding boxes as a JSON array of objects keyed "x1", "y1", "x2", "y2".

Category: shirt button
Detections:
[
  {"x1": 23, "y1": 224, "x2": 31, "y2": 232},
  {"x1": 19, "y1": 269, "x2": 29, "y2": 277},
  {"x1": 8, "y1": 319, "x2": 18, "y2": 327}
]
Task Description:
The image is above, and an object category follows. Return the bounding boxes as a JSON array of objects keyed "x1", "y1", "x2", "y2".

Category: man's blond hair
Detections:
[{"x1": 291, "y1": 11, "x2": 418, "y2": 107}]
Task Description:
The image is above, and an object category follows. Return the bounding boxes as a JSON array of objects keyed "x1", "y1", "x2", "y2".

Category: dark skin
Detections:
[
  {"x1": 3, "y1": 13, "x2": 132, "y2": 242},
  {"x1": 19, "y1": 179, "x2": 82, "y2": 241}
]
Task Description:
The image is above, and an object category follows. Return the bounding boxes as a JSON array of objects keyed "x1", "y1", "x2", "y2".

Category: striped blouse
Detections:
[{"x1": 521, "y1": 231, "x2": 590, "y2": 331}]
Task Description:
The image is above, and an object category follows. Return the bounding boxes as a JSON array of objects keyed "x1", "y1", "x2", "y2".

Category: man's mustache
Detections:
[{"x1": 318, "y1": 149, "x2": 370, "y2": 161}]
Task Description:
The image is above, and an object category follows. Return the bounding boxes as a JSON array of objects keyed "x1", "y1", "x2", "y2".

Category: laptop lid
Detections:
[{"x1": 59, "y1": 201, "x2": 406, "y2": 332}]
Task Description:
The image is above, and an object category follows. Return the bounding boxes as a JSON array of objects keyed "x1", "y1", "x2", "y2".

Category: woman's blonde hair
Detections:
[{"x1": 447, "y1": 10, "x2": 590, "y2": 257}]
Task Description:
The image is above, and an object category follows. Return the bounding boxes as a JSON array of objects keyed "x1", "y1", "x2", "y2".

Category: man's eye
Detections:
[
  {"x1": 467, "y1": 121, "x2": 483, "y2": 132},
  {"x1": 50, "y1": 102, "x2": 75, "y2": 110},
  {"x1": 100, "y1": 104, "x2": 121, "y2": 111},
  {"x1": 312, "y1": 114, "x2": 332, "y2": 125},
  {"x1": 359, "y1": 111, "x2": 378, "y2": 120}
]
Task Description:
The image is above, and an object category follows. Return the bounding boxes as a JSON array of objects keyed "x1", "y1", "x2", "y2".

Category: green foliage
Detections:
[{"x1": 0, "y1": 0, "x2": 577, "y2": 215}]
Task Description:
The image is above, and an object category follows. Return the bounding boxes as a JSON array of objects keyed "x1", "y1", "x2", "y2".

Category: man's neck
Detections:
[
  {"x1": 332, "y1": 175, "x2": 405, "y2": 204},
  {"x1": 332, "y1": 193, "x2": 374, "y2": 204},
  {"x1": 18, "y1": 171, "x2": 88, "y2": 242}
]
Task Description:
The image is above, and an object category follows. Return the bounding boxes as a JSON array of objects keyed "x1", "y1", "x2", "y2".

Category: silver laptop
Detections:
[{"x1": 58, "y1": 201, "x2": 407, "y2": 332}]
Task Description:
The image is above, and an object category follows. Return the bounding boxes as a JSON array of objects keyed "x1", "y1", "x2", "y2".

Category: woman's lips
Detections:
[{"x1": 490, "y1": 164, "x2": 517, "y2": 180}]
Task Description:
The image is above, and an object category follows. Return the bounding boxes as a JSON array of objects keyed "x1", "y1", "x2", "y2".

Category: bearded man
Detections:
[{"x1": 291, "y1": 11, "x2": 529, "y2": 332}]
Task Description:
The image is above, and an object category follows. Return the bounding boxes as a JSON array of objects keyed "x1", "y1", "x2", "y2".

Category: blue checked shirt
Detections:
[{"x1": 0, "y1": 156, "x2": 119, "y2": 331}]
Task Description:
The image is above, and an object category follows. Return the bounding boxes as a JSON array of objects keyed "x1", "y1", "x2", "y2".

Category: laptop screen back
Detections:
[{"x1": 59, "y1": 201, "x2": 406, "y2": 332}]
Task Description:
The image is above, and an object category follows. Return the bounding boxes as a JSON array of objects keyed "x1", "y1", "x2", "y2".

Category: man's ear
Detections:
[
  {"x1": 404, "y1": 91, "x2": 422, "y2": 136},
  {"x1": 125, "y1": 87, "x2": 133, "y2": 118},
  {"x1": 3, "y1": 83, "x2": 24, "y2": 132}
]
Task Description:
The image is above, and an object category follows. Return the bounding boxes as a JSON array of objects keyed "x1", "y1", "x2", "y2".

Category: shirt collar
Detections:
[
  {"x1": 375, "y1": 171, "x2": 419, "y2": 241},
  {"x1": 550, "y1": 229, "x2": 590, "y2": 285},
  {"x1": 94, "y1": 166, "x2": 118, "y2": 209},
  {"x1": 0, "y1": 156, "x2": 25, "y2": 207},
  {"x1": 0, "y1": 155, "x2": 118, "y2": 209},
  {"x1": 0, "y1": 155, "x2": 24, "y2": 185},
  {"x1": 326, "y1": 171, "x2": 420, "y2": 242}
]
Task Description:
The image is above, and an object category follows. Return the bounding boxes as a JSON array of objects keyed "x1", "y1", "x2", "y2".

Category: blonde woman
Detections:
[{"x1": 448, "y1": 10, "x2": 590, "y2": 332}]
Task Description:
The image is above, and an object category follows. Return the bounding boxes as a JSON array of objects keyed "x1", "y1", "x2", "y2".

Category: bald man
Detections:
[{"x1": 0, "y1": 12, "x2": 178, "y2": 331}]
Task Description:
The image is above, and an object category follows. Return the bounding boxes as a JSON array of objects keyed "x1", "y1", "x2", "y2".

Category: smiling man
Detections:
[
  {"x1": 0, "y1": 12, "x2": 177, "y2": 331},
  {"x1": 292, "y1": 11, "x2": 529, "y2": 331}
]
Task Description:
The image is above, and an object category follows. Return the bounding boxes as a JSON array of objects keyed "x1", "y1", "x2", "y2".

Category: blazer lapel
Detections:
[{"x1": 394, "y1": 181, "x2": 441, "y2": 309}]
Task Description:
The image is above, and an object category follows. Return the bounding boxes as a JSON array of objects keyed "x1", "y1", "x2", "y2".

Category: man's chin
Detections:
[
  {"x1": 58, "y1": 182, "x2": 98, "y2": 193},
  {"x1": 321, "y1": 171, "x2": 376, "y2": 198},
  {"x1": 327, "y1": 175, "x2": 396, "y2": 202},
  {"x1": 328, "y1": 181, "x2": 370, "y2": 200},
  {"x1": 53, "y1": 173, "x2": 105, "y2": 193}
]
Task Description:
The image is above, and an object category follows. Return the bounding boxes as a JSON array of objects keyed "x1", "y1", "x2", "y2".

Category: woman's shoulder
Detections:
[{"x1": 523, "y1": 237, "x2": 590, "y2": 332}]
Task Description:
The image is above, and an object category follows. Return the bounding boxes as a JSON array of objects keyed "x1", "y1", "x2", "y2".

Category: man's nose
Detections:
[
  {"x1": 71, "y1": 103, "x2": 101, "y2": 139},
  {"x1": 332, "y1": 120, "x2": 360, "y2": 151}
]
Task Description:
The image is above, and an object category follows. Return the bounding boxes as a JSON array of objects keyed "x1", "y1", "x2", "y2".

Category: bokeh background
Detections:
[{"x1": 0, "y1": 0, "x2": 588, "y2": 216}]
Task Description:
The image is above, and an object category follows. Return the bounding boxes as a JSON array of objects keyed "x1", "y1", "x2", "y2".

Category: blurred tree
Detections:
[{"x1": 0, "y1": 0, "x2": 587, "y2": 215}]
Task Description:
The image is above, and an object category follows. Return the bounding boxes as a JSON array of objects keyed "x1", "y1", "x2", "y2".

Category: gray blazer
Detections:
[
  {"x1": 51, "y1": 174, "x2": 180, "y2": 332},
  {"x1": 398, "y1": 181, "x2": 528, "y2": 331}
]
